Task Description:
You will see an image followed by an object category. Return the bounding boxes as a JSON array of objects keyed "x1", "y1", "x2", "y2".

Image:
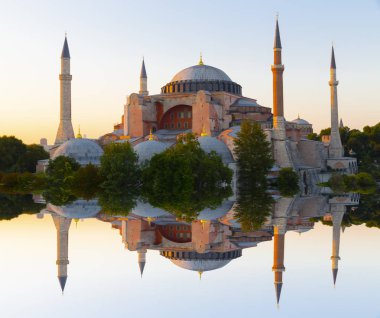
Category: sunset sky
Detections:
[{"x1": 0, "y1": 0, "x2": 379, "y2": 144}]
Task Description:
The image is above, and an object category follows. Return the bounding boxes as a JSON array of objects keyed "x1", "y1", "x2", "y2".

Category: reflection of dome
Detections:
[
  {"x1": 292, "y1": 118, "x2": 310, "y2": 125},
  {"x1": 198, "y1": 136, "x2": 234, "y2": 163},
  {"x1": 197, "y1": 200, "x2": 234, "y2": 220},
  {"x1": 134, "y1": 140, "x2": 169, "y2": 164},
  {"x1": 132, "y1": 201, "x2": 171, "y2": 218},
  {"x1": 52, "y1": 139, "x2": 103, "y2": 165},
  {"x1": 171, "y1": 65, "x2": 232, "y2": 82},
  {"x1": 47, "y1": 199, "x2": 101, "y2": 219},
  {"x1": 161, "y1": 250, "x2": 241, "y2": 272}
]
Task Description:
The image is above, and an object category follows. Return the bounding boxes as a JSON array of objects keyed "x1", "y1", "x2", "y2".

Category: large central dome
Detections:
[{"x1": 171, "y1": 64, "x2": 232, "y2": 82}]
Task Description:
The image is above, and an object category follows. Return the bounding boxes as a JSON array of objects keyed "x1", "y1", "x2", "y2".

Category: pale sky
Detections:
[{"x1": 0, "y1": 0, "x2": 379, "y2": 144}]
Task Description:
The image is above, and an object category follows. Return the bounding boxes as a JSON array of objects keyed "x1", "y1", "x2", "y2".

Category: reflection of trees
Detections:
[
  {"x1": 235, "y1": 188, "x2": 274, "y2": 231},
  {"x1": 98, "y1": 190, "x2": 138, "y2": 216},
  {"x1": 0, "y1": 193, "x2": 43, "y2": 221}
]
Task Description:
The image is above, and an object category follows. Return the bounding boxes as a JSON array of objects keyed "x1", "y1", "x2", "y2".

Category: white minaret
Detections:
[
  {"x1": 328, "y1": 47, "x2": 344, "y2": 158},
  {"x1": 55, "y1": 35, "x2": 75, "y2": 145},
  {"x1": 52, "y1": 214, "x2": 72, "y2": 293},
  {"x1": 137, "y1": 249, "x2": 147, "y2": 277},
  {"x1": 330, "y1": 205, "x2": 345, "y2": 286},
  {"x1": 139, "y1": 58, "x2": 148, "y2": 95}
]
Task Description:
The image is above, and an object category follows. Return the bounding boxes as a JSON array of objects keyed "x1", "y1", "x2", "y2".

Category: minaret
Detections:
[
  {"x1": 271, "y1": 17, "x2": 286, "y2": 135},
  {"x1": 52, "y1": 215, "x2": 72, "y2": 293},
  {"x1": 328, "y1": 46, "x2": 344, "y2": 158},
  {"x1": 139, "y1": 58, "x2": 148, "y2": 95},
  {"x1": 137, "y1": 249, "x2": 146, "y2": 277},
  {"x1": 55, "y1": 35, "x2": 75, "y2": 145},
  {"x1": 330, "y1": 206, "x2": 344, "y2": 286},
  {"x1": 272, "y1": 225, "x2": 286, "y2": 305}
]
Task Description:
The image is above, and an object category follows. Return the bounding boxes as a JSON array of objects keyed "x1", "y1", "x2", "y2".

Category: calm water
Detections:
[{"x1": 0, "y1": 194, "x2": 379, "y2": 318}]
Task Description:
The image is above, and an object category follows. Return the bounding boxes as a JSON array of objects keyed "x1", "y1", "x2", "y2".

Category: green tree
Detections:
[
  {"x1": 99, "y1": 143, "x2": 140, "y2": 193},
  {"x1": 18, "y1": 144, "x2": 49, "y2": 172},
  {"x1": 72, "y1": 164, "x2": 103, "y2": 199},
  {"x1": 234, "y1": 121, "x2": 274, "y2": 188},
  {"x1": 0, "y1": 136, "x2": 26, "y2": 172},
  {"x1": 277, "y1": 167, "x2": 300, "y2": 197}
]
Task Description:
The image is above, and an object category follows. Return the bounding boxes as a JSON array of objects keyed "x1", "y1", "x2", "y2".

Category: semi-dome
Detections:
[
  {"x1": 52, "y1": 138, "x2": 103, "y2": 165},
  {"x1": 171, "y1": 65, "x2": 232, "y2": 82},
  {"x1": 292, "y1": 117, "x2": 310, "y2": 125},
  {"x1": 197, "y1": 200, "x2": 235, "y2": 220},
  {"x1": 47, "y1": 199, "x2": 101, "y2": 219},
  {"x1": 198, "y1": 136, "x2": 234, "y2": 163},
  {"x1": 134, "y1": 140, "x2": 169, "y2": 164},
  {"x1": 132, "y1": 200, "x2": 172, "y2": 218}
]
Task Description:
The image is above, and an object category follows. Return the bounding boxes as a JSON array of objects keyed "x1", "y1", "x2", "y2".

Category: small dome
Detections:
[
  {"x1": 134, "y1": 140, "x2": 169, "y2": 164},
  {"x1": 292, "y1": 118, "x2": 310, "y2": 125},
  {"x1": 52, "y1": 139, "x2": 103, "y2": 166},
  {"x1": 171, "y1": 64, "x2": 232, "y2": 82},
  {"x1": 170, "y1": 259, "x2": 232, "y2": 272},
  {"x1": 198, "y1": 136, "x2": 234, "y2": 163},
  {"x1": 132, "y1": 200, "x2": 171, "y2": 218},
  {"x1": 197, "y1": 200, "x2": 234, "y2": 220},
  {"x1": 47, "y1": 199, "x2": 101, "y2": 219}
]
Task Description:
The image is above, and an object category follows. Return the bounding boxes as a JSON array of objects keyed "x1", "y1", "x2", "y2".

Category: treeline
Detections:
[
  {"x1": 308, "y1": 122, "x2": 380, "y2": 178},
  {"x1": 0, "y1": 136, "x2": 49, "y2": 173}
]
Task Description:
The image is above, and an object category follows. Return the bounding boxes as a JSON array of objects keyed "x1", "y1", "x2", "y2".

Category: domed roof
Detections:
[
  {"x1": 170, "y1": 259, "x2": 232, "y2": 272},
  {"x1": 47, "y1": 199, "x2": 101, "y2": 219},
  {"x1": 198, "y1": 136, "x2": 234, "y2": 163},
  {"x1": 291, "y1": 117, "x2": 310, "y2": 125},
  {"x1": 134, "y1": 140, "x2": 169, "y2": 164},
  {"x1": 171, "y1": 64, "x2": 232, "y2": 82},
  {"x1": 197, "y1": 200, "x2": 235, "y2": 220},
  {"x1": 52, "y1": 138, "x2": 103, "y2": 166},
  {"x1": 132, "y1": 200, "x2": 172, "y2": 218}
]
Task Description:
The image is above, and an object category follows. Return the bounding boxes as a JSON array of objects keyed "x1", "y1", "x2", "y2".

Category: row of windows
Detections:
[
  {"x1": 170, "y1": 111, "x2": 192, "y2": 120},
  {"x1": 164, "y1": 122, "x2": 190, "y2": 129},
  {"x1": 165, "y1": 225, "x2": 189, "y2": 231},
  {"x1": 168, "y1": 231, "x2": 191, "y2": 239}
]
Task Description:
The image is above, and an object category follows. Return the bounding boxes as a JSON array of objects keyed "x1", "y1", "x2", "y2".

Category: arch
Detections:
[{"x1": 159, "y1": 104, "x2": 192, "y2": 130}]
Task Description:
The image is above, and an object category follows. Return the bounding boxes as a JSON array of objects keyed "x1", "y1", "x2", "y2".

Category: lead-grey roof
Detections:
[
  {"x1": 274, "y1": 19, "x2": 282, "y2": 49},
  {"x1": 331, "y1": 46, "x2": 336, "y2": 69},
  {"x1": 134, "y1": 140, "x2": 169, "y2": 164},
  {"x1": 171, "y1": 64, "x2": 232, "y2": 82},
  {"x1": 230, "y1": 97, "x2": 261, "y2": 107},
  {"x1": 198, "y1": 136, "x2": 234, "y2": 163},
  {"x1": 61, "y1": 36, "x2": 70, "y2": 58},
  {"x1": 140, "y1": 59, "x2": 147, "y2": 78}
]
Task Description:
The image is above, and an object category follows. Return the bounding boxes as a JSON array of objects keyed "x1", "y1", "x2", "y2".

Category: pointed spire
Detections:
[
  {"x1": 274, "y1": 16, "x2": 282, "y2": 49},
  {"x1": 148, "y1": 128, "x2": 154, "y2": 141},
  {"x1": 138, "y1": 261, "x2": 146, "y2": 277},
  {"x1": 61, "y1": 35, "x2": 71, "y2": 59},
  {"x1": 58, "y1": 276, "x2": 67, "y2": 292},
  {"x1": 332, "y1": 268, "x2": 338, "y2": 286},
  {"x1": 198, "y1": 53, "x2": 204, "y2": 66},
  {"x1": 339, "y1": 118, "x2": 344, "y2": 128},
  {"x1": 330, "y1": 46, "x2": 336, "y2": 69},
  {"x1": 140, "y1": 58, "x2": 147, "y2": 78},
  {"x1": 198, "y1": 271, "x2": 203, "y2": 280},
  {"x1": 275, "y1": 282, "x2": 283, "y2": 304},
  {"x1": 76, "y1": 126, "x2": 82, "y2": 139}
]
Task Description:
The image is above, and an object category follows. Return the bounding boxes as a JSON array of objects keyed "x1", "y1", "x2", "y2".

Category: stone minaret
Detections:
[
  {"x1": 139, "y1": 58, "x2": 148, "y2": 95},
  {"x1": 271, "y1": 17, "x2": 286, "y2": 136},
  {"x1": 272, "y1": 224, "x2": 286, "y2": 305},
  {"x1": 328, "y1": 47, "x2": 344, "y2": 158},
  {"x1": 55, "y1": 36, "x2": 75, "y2": 145},
  {"x1": 330, "y1": 205, "x2": 345, "y2": 286},
  {"x1": 52, "y1": 215, "x2": 72, "y2": 293}
]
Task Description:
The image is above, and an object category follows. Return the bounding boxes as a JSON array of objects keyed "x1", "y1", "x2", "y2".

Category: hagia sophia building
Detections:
[{"x1": 37, "y1": 18, "x2": 357, "y2": 182}]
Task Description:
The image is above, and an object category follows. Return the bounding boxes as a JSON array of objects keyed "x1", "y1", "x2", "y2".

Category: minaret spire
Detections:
[
  {"x1": 139, "y1": 58, "x2": 148, "y2": 95},
  {"x1": 271, "y1": 16, "x2": 285, "y2": 134},
  {"x1": 328, "y1": 46, "x2": 344, "y2": 158},
  {"x1": 137, "y1": 250, "x2": 146, "y2": 277},
  {"x1": 272, "y1": 225, "x2": 286, "y2": 305},
  {"x1": 330, "y1": 206, "x2": 345, "y2": 287},
  {"x1": 55, "y1": 35, "x2": 75, "y2": 145}
]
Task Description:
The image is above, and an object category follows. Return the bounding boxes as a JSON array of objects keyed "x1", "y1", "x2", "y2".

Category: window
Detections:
[
  {"x1": 177, "y1": 122, "x2": 181, "y2": 129},
  {"x1": 171, "y1": 123, "x2": 174, "y2": 129},
  {"x1": 170, "y1": 113, "x2": 174, "y2": 120},
  {"x1": 180, "y1": 112, "x2": 184, "y2": 119},
  {"x1": 188, "y1": 111, "x2": 192, "y2": 118},
  {"x1": 184, "y1": 122, "x2": 188, "y2": 129}
]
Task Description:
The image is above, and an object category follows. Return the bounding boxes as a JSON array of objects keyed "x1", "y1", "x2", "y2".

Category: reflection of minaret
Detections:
[
  {"x1": 52, "y1": 215, "x2": 72, "y2": 293},
  {"x1": 139, "y1": 58, "x2": 148, "y2": 96},
  {"x1": 272, "y1": 225, "x2": 286, "y2": 305},
  {"x1": 328, "y1": 46, "x2": 344, "y2": 158},
  {"x1": 55, "y1": 35, "x2": 75, "y2": 145},
  {"x1": 331, "y1": 207, "x2": 344, "y2": 286},
  {"x1": 137, "y1": 249, "x2": 146, "y2": 277}
]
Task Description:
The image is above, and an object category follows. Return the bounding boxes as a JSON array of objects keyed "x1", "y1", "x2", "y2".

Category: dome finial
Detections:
[
  {"x1": 199, "y1": 52, "x2": 204, "y2": 65},
  {"x1": 198, "y1": 271, "x2": 203, "y2": 280},
  {"x1": 297, "y1": 113, "x2": 300, "y2": 119},
  {"x1": 200, "y1": 125, "x2": 208, "y2": 137},
  {"x1": 148, "y1": 128, "x2": 154, "y2": 141},
  {"x1": 76, "y1": 126, "x2": 82, "y2": 139}
]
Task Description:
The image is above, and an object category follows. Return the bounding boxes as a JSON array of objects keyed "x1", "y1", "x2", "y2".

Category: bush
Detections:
[{"x1": 278, "y1": 168, "x2": 300, "y2": 197}]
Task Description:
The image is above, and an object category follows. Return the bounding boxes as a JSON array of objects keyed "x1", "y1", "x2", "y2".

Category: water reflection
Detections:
[{"x1": 24, "y1": 190, "x2": 363, "y2": 305}]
